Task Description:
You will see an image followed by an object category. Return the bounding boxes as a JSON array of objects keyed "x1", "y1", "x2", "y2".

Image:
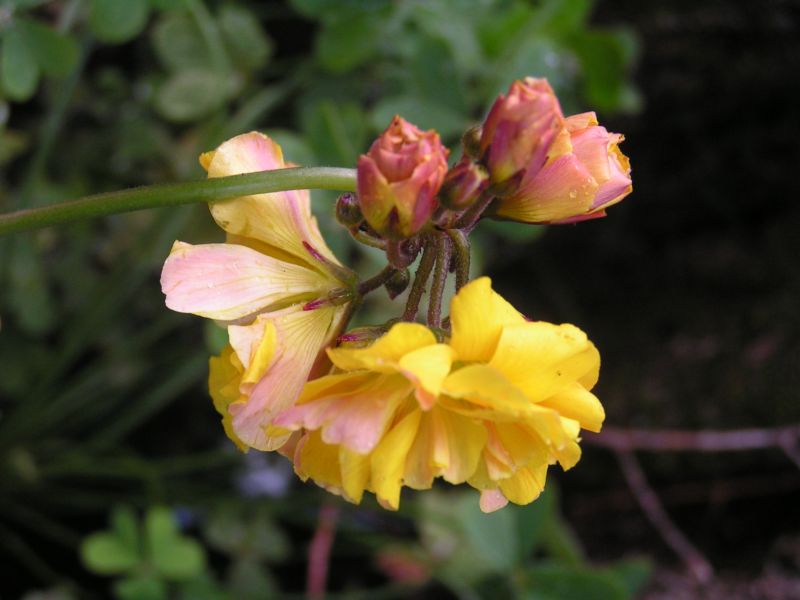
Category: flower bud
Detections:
[
  {"x1": 439, "y1": 158, "x2": 489, "y2": 210},
  {"x1": 479, "y1": 78, "x2": 563, "y2": 186},
  {"x1": 494, "y1": 111, "x2": 632, "y2": 224},
  {"x1": 357, "y1": 116, "x2": 449, "y2": 240},
  {"x1": 384, "y1": 268, "x2": 410, "y2": 299},
  {"x1": 335, "y1": 192, "x2": 363, "y2": 228}
]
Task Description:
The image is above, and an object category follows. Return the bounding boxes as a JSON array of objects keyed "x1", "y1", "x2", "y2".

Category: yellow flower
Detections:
[
  {"x1": 161, "y1": 132, "x2": 352, "y2": 451},
  {"x1": 274, "y1": 277, "x2": 604, "y2": 511}
]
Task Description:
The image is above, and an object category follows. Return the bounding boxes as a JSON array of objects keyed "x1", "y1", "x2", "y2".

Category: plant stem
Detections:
[
  {"x1": 446, "y1": 228, "x2": 471, "y2": 290},
  {"x1": 454, "y1": 190, "x2": 495, "y2": 230},
  {"x1": 348, "y1": 228, "x2": 386, "y2": 249},
  {"x1": 427, "y1": 233, "x2": 450, "y2": 328},
  {"x1": 0, "y1": 167, "x2": 357, "y2": 236},
  {"x1": 401, "y1": 237, "x2": 436, "y2": 322},
  {"x1": 357, "y1": 265, "x2": 397, "y2": 296}
]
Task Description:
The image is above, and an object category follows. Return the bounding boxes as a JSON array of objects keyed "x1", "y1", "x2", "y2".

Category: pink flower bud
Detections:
[
  {"x1": 439, "y1": 157, "x2": 489, "y2": 210},
  {"x1": 495, "y1": 111, "x2": 633, "y2": 224},
  {"x1": 480, "y1": 78, "x2": 564, "y2": 185},
  {"x1": 357, "y1": 116, "x2": 449, "y2": 239}
]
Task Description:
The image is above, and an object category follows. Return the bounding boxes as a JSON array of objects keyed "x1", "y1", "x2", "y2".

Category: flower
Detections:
[
  {"x1": 357, "y1": 116, "x2": 449, "y2": 239},
  {"x1": 161, "y1": 132, "x2": 353, "y2": 451},
  {"x1": 274, "y1": 278, "x2": 604, "y2": 511},
  {"x1": 480, "y1": 78, "x2": 563, "y2": 186},
  {"x1": 479, "y1": 77, "x2": 632, "y2": 224},
  {"x1": 439, "y1": 157, "x2": 489, "y2": 210}
]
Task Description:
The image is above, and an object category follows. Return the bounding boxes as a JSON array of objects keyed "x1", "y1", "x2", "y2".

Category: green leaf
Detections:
[
  {"x1": 218, "y1": 5, "x2": 272, "y2": 71},
  {"x1": 111, "y1": 506, "x2": 141, "y2": 556},
  {"x1": 1, "y1": 26, "x2": 40, "y2": 101},
  {"x1": 81, "y1": 533, "x2": 140, "y2": 575},
  {"x1": 523, "y1": 564, "x2": 629, "y2": 600},
  {"x1": 605, "y1": 558, "x2": 652, "y2": 598},
  {"x1": 290, "y1": 0, "x2": 392, "y2": 20},
  {"x1": 114, "y1": 575, "x2": 168, "y2": 600},
  {"x1": 89, "y1": 0, "x2": 150, "y2": 44},
  {"x1": 204, "y1": 505, "x2": 289, "y2": 562},
  {"x1": 315, "y1": 14, "x2": 385, "y2": 73},
  {"x1": 569, "y1": 29, "x2": 638, "y2": 112},
  {"x1": 455, "y1": 492, "x2": 518, "y2": 573},
  {"x1": 228, "y1": 558, "x2": 279, "y2": 599},
  {"x1": 204, "y1": 321, "x2": 228, "y2": 355},
  {"x1": 300, "y1": 99, "x2": 367, "y2": 166},
  {"x1": 369, "y1": 95, "x2": 468, "y2": 140},
  {"x1": 509, "y1": 487, "x2": 556, "y2": 560},
  {"x1": 146, "y1": 506, "x2": 206, "y2": 580},
  {"x1": 152, "y1": 12, "x2": 212, "y2": 71},
  {"x1": 535, "y1": 0, "x2": 593, "y2": 36},
  {"x1": 17, "y1": 18, "x2": 79, "y2": 77},
  {"x1": 154, "y1": 70, "x2": 229, "y2": 122},
  {"x1": 411, "y1": 36, "x2": 465, "y2": 113}
]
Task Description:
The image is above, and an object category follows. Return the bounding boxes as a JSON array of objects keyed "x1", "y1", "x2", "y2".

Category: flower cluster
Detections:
[{"x1": 161, "y1": 76, "x2": 632, "y2": 512}]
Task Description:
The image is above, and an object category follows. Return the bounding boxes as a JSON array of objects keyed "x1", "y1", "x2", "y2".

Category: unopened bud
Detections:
[
  {"x1": 440, "y1": 158, "x2": 489, "y2": 210},
  {"x1": 384, "y1": 268, "x2": 410, "y2": 299},
  {"x1": 357, "y1": 115, "x2": 449, "y2": 239},
  {"x1": 335, "y1": 192, "x2": 363, "y2": 228},
  {"x1": 461, "y1": 125, "x2": 482, "y2": 160}
]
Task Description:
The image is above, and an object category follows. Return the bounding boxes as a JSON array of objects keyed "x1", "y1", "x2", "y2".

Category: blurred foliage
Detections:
[{"x1": 0, "y1": 0, "x2": 639, "y2": 597}]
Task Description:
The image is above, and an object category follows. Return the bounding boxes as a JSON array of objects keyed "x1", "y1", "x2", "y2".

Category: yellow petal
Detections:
[
  {"x1": 449, "y1": 277, "x2": 525, "y2": 363},
  {"x1": 371, "y1": 409, "x2": 422, "y2": 510},
  {"x1": 498, "y1": 464, "x2": 548, "y2": 505},
  {"x1": 489, "y1": 322, "x2": 600, "y2": 402},
  {"x1": 208, "y1": 346, "x2": 248, "y2": 452},
  {"x1": 228, "y1": 318, "x2": 278, "y2": 386},
  {"x1": 295, "y1": 431, "x2": 344, "y2": 496},
  {"x1": 229, "y1": 305, "x2": 343, "y2": 451},
  {"x1": 404, "y1": 408, "x2": 486, "y2": 488},
  {"x1": 441, "y1": 364, "x2": 545, "y2": 420},
  {"x1": 493, "y1": 422, "x2": 550, "y2": 469},
  {"x1": 328, "y1": 322, "x2": 437, "y2": 373},
  {"x1": 339, "y1": 446, "x2": 371, "y2": 504},
  {"x1": 398, "y1": 343, "x2": 454, "y2": 409},
  {"x1": 539, "y1": 382, "x2": 605, "y2": 433},
  {"x1": 204, "y1": 132, "x2": 341, "y2": 272}
]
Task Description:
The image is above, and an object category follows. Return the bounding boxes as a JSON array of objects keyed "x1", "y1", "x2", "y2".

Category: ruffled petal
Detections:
[
  {"x1": 229, "y1": 305, "x2": 343, "y2": 451},
  {"x1": 539, "y1": 382, "x2": 605, "y2": 433},
  {"x1": 203, "y1": 132, "x2": 340, "y2": 270},
  {"x1": 208, "y1": 346, "x2": 248, "y2": 452},
  {"x1": 161, "y1": 241, "x2": 329, "y2": 321},
  {"x1": 497, "y1": 153, "x2": 598, "y2": 223},
  {"x1": 397, "y1": 343, "x2": 455, "y2": 409},
  {"x1": 489, "y1": 322, "x2": 600, "y2": 402},
  {"x1": 498, "y1": 464, "x2": 548, "y2": 505},
  {"x1": 371, "y1": 410, "x2": 422, "y2": 510},
  {"x1": 449, "y1": 277, "x2": 525, "y2": 363},
  {"x1": 479, "y1": 489, "x2": 509, "y2": 513},
  {"x1": 328, "y1": 323, "x2": 437, "y2": 373},
  {"x1": 441, "y1": 364, "x2": 545, "y2": 420}
]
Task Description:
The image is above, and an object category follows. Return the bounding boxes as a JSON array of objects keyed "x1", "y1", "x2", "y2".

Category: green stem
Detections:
[
  {"x1": 446, "y1": 229, "x2": 471, "y2": 290},
  {"x1": 427, "y1": 233, "x2": 450, "y2": 328},
  {"x1": 402, "y1": 236, "x2": 436, "y2": 322},
  {"x1": 357, "y1": 265, "x2": 396, "y2": 296},
  {"x1": 0, "y1": 167, "x2": 357, "y2": 236}
]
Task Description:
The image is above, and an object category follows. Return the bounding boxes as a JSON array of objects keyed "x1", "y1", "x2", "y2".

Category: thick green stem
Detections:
[
  {"x1": 427, "y1": 233, "x2": 450, "y2": 328},
  {"x1": 0, "y1": 167, "x2": 357, "y2": 236},
  {"x1": 402, "y1": 237, "x2": 436, "y2": 322},
  {"x1": 357, "y1": 265, "x2": 397, "y2": 296}
]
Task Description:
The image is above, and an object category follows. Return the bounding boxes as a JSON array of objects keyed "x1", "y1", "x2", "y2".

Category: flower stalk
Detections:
[
  {"x1": 401, "y1": 236, "x2": 436, "y2": 322},
  {"x1": 0, "y1": 167, "x2": 357, "y2": 236}
]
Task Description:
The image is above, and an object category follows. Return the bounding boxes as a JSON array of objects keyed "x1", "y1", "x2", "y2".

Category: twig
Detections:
[
  {"x1": 614, "y1": 449, "x2": 714, "y2": 584},
  {"x1": 401, "y1": 237, "x2": 436, "y2": 322},
  {"x1": 446, "y1": 229, "x2": 470, "y2": 291},
  {"x1": 426, "y1": 233, "x2": 450, "y2": 328},
  {"x1": 307, "y1": 504, "x2": 340, "y2": 599},
  {"x1": 585, "y1": 425, "x2": 800, "y2": 454}
]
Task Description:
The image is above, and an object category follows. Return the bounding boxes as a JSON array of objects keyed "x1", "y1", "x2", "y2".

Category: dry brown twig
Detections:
[{"x1": 585, "y1": 424, "x2": 800, "y2": 585}]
